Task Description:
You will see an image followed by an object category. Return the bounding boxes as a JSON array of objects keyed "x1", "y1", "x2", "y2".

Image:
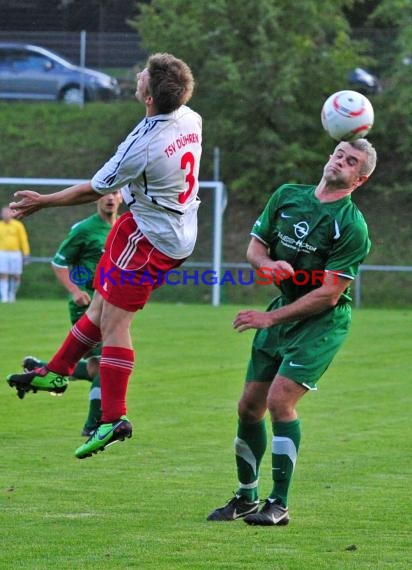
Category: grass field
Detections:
[{"x1": 0, "y1": 301, "x2": 411, "y2": 569}]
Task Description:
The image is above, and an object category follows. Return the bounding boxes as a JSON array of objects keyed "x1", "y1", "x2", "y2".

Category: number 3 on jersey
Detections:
[{"x1": 178, "y1": 151, "x2": 197, "y2": 204}]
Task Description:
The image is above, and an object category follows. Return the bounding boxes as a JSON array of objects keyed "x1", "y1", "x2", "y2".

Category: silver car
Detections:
[{"x1": 0, "y1": 42, "x2": 121, "y2": 103}]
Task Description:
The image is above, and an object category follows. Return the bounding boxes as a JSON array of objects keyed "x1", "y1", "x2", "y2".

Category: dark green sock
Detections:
[
  {"x1": 235, "y1": 419, "x2": 267, "y2": 501},
  {"x1": 71, "y1": 359, "x2": 92, "y2": 381},
  {"x1": 270, "y1": 419, "x2": 301, "y2": 507},
  {"x1": 84, "y1": 375, "x2": 101, "y2": 429}
]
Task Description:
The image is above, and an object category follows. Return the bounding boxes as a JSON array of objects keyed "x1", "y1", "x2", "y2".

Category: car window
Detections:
[
  {"x1": 11, "y1": 50, "x2": 51, "y2": 72},
  {"x1": 0, "y1": 50, "x2": 15, "y2": 71}
]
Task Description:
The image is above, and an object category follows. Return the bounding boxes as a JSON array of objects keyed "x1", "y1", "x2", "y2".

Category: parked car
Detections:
[
  {"x1": 0, "y1": 42, "x2": 121, "y2": 103},
  {"x1": 347, "y1": 67, "x2": 382, "y2": 95}
]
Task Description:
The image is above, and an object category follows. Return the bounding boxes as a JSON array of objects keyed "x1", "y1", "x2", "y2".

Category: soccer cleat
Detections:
[
  {"x1": 75, "y1": 416, "x2": 132, "y2": 459},
  {"x1": 207, "y1": 494, "x2": 260, "y2": 521},
  {"x1": 81, "y1": 426, "x2": 97, "y2": 437},
  {"x1": 22, "y1": 355, "x2": 45, "y2": 373},
  {"x1": 243, "y1": 499, "x2": 290, "y2": 526},
  {"x1": 7, "y1": 367, "x2": 68, "y2": 399}
]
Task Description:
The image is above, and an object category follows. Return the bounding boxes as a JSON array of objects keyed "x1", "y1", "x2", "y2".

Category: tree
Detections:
[
  {"x1": 129, "y1": 0, "x2": 373, "y2": 204},
  {"x1": 363, "y1": 0, "x2": 412, "y2": 187}
]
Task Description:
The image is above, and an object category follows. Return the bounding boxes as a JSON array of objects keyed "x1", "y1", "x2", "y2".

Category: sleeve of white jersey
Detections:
[{"x1": 91, "y1": 133, "x2": 148, "y2": 194}]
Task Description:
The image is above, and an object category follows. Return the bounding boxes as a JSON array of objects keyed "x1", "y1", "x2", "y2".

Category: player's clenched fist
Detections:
[{"x1": 233, "y1": 309, "x2": 274, "y2": 332}]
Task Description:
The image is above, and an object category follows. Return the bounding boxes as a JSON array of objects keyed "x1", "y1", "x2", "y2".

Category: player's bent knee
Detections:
[{"x1": 238, "y1": 399, "x2": 266, "y2": 423}]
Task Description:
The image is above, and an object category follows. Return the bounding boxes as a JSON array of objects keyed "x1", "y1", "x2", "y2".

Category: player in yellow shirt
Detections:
[{"x1": 0, "y1": 206, "x2": 30, "y2": 302}]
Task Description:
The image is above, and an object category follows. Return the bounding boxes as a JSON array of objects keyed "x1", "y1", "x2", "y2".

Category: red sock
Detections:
[
  {"x1": 100, "y1": 346, "x2": 134, "y2": 422},
  {"x1": 47, "y1": 314, "x2": 101, "y2": 375}
]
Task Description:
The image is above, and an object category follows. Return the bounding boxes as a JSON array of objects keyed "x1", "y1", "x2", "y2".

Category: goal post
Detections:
[{"x1": 199, "y1": 181, "x2": 226, "y2": 306}]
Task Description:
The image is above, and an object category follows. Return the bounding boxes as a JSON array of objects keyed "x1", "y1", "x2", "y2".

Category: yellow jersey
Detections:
[{"x1": 0, "y1": 219, "x2": 30, "y2": 255}]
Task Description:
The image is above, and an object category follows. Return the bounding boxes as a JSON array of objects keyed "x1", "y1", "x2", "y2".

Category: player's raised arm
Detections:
[
  {"x1": 233, "y1": 272, "x2": 351, "y2": 332},
  {"x1": 9, "y1": 182, "x2": 101, "y2": 219}
]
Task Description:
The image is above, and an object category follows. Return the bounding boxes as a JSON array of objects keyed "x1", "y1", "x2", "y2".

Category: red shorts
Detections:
[{"x1": 94, "y1": 212, "x2": 184, "y2": 312}]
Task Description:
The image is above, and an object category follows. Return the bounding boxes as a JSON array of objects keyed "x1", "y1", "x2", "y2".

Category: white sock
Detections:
[
  {"x1": 8, "y1": 277, "x2": 20, "y2": 302},
  {"x1": 0, "y1": 277, "x2": 8, "y2": 302}
]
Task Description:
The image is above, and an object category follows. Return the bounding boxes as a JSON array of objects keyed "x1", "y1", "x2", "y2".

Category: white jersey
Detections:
[{"x1": 91, "y1": 105, "x2": 202, "y2": 259}]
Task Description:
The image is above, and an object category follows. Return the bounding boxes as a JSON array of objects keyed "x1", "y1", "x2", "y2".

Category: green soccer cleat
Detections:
[
  {"x1": 22, "y1": 355, "x2": 46, "y2": 372},
  {"x1": 7, "y1": 367, "x2": 68, "y2": 399},
  {"x1": 75, "y1": 416, "x2": 132, "y2": 459}
]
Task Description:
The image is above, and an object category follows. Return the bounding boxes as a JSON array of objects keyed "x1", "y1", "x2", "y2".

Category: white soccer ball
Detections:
[{"x1": 321, "y1": 90, "x2": 374, "y2": 141}]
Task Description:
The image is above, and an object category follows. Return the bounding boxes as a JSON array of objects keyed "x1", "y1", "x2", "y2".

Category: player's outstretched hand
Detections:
[
  {"x1": 10, "y1": 190, "x2": 45, "y2": 219},
  {"x1": 233, "y1": 309, "x2": 274, "y2": 332}
]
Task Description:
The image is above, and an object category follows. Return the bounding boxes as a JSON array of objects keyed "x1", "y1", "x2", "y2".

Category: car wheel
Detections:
[{"x1": 61, "y1": 86, "x2": 85, "y2": 104}]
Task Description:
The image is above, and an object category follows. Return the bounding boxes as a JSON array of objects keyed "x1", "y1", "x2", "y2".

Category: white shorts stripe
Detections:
[{"x1": 116, "y1": 228, "x2": 144, "y2": 269}]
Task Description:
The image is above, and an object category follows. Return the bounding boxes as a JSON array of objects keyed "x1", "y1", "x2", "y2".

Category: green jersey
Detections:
[
  {"x1": 251, "y1": 184, "x2": 371, "y2": 303},
  {"x1": 52, "y1": 213, "x2": 112, "y2": 323}
]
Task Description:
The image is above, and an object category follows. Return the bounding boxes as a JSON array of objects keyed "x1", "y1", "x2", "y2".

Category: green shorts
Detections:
[
  {"x1": 245, "y1": 296, "x2": 351, "y2": 390},
  {"x1": 69, "y1": 299, "x2": 89, "y2": 326}
]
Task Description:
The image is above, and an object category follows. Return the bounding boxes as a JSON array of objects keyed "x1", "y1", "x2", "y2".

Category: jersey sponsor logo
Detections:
[
  {"x1": 293, "y1": 221, "x2": 309, "y2": 239},
  {"x1": 278, "y1": 231, "x2": 317, "y2": 253}
]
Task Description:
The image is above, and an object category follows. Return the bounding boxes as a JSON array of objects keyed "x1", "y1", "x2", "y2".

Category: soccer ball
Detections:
[{"x1": 321, "y1": 90, "x2": 374, "y2": 141}]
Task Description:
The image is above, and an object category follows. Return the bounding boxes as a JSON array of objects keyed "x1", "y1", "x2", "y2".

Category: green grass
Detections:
[{"x1": 0, "y1": 301, "x2": 411, "y2": 569}]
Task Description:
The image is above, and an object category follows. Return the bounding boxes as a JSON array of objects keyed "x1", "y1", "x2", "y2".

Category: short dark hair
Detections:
[{"x1": 147, "y1": 53, "x2": 195, "y2": 114}]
